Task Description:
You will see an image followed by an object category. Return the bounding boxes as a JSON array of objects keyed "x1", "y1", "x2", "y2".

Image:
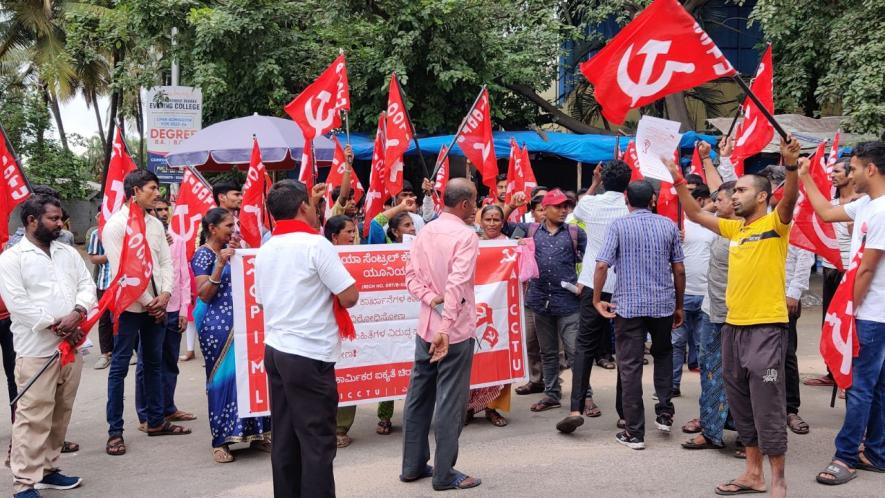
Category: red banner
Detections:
[
  {"x1": 456, "y1": 88, "x2": 498, "y2": 191},
  {"x1": 284, "y1": 54, "x2": 349, "y2": 140},
  {"x1": 99, "y1": 128, "x2": 137, "y2": 234},
  {"x1": 579, "y1": 0, "x2": 736, "y2": 125},
  {"x1": 0, "y1": 134, "x2": 30, "y2": 248}
]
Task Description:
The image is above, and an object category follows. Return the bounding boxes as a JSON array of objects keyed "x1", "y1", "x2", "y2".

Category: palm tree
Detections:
[{"x1": 0, "y1": 0, "x2": 76, "y2": 152}]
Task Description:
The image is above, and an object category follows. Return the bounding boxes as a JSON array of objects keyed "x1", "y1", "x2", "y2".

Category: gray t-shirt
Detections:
[{"x1": 706, "y1": 235, "x2": 730, "y2": 324}]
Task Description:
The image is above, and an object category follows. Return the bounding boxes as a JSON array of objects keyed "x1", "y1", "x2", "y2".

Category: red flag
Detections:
[
  {"x1": 298, "y1": 140, "x2": 316, "y2": 191},
  {"x1": 579, "y1": 0, "x2": 736, "y2": 125},
  {"x1": 521, "y1": 144, "x2": 538, "y2": 194},
  {"x1": 505, "y1": 139, "x2": 538, "y2": 221},
  {"x1": 384, "y1": 74, "x2": 412, "y2": 196},
  {"x1": 240, "y1": 138, "x2": 270, "y2": 248},
  {"x1": 790, "y1": 143, "x2": 843, "y2": 269},
  {"x1": 657, "y1": 150, "x2": 682, "y2": 224},
  {"x1": 820, "y1": 240, "x2": 864, "y2": 389},
  {"x1": 325, "y1": 136, "x2": 364, "y2": 208},
  {"x1": 362, "y1": 113, "x2": 388, "y2": 237},
  {"x1": 731, "y1": 45, "x2": 774, "y2": 177},
  {"x1": 76, "y1": 201, "x2": 153, "y2": 345},
  {"x1": 170, "y1": 168, "x2": 216, "y2": 261},
  {"x1": 99, "y1": 128, "x2": 137, "y2": 234},
  {"x1": 826, "y1": 131, "x2": 841, "y2": 173},
  {"x1": 431, "y1": 146, "x2": 450, "y2": 214},
  {"x1": 455, "y1": 88, "x2": 498, "y2": 191},
  {"x1": 623, "y1": 141, "x2": 644, "y2": 181},
  {"x1": 0, "y1": 133, "x2": 30, "y2": 248},
  {"x1": 284, "y1": 54, "x2": 350, "y2": 140},
  {"x1": 689, "y1": 144, "x2": 707, "y2": 184}
]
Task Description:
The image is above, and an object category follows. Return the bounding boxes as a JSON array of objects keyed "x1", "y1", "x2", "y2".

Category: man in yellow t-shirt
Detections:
[{"x1": 663, "y1": 136, "x2": 801, "y2": 498}]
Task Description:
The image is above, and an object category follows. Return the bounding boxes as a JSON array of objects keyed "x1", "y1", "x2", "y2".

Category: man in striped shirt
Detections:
[
  {"x1": 593, "y1": 181, "x2": 685, "y2": 450},
  {"x1": 86, "y1": 218, "x2": 113, "y2": 369}
]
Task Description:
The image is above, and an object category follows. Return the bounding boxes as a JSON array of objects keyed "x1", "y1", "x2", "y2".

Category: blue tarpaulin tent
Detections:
[{"x1": 337, "y1": 130, "x2": 719, "y2": 164}]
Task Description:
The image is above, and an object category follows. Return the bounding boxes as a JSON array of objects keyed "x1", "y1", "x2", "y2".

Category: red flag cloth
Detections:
[
  {"x1": 505, "y1": 139, "x2": 538, "y2": 221},
  {"x1": 820, "y1": 240, "x2": 864, "y2": 389},
  {"x1": 298, "y1": 139, "x2": 316, "y2": 191},
  {"x1": 689, "y1": 145, "x2": 707, "y2": 184},
  {"x1": 730, "y1": 45, "x2": 774, "y2": 177},
  {"x1": 284, "y1": 54, "x2": 350, "y2": 140},
  {"x1": 623, "y1": 141, "x2": 644, "y2": 181},
  {"x1": 170, "y1": 168, "x2": 216, "y2": 261},
  {"x1": 579, "y1": 0, "x2": 736, "y2": 125},
  {"x1": 520, "y1": 144, "x2": 538, "y2": 194},
  {"x1": 384, "y1": 74, "x2": 412, "y2": 196},
  {"x1": 240, "y1": 138, "x2": 270, "y2": 248},
  {"x1": 76, "y1": 201, "x2": 153, "y2": 345},
  {"x1": 362, "y1": 113, "x2": 389, "y2": 237},
  {"x1": 826, "y1": 131, "x2": 841, "y2": 173},
  {"x1": 0, "y1": 135, "x2": 30, "y2": 248},
  {"x1": 657, "y1": 181, "x2": 680, "y2": 224},
  {"x1": 325, "y1": 136, "x2": 364, "y2": 208},
  {"x1": 790, "y1": 143, "x2": 843, "y2": 270},
  {"x1": 432, "y1": 145, "x2": 451, "y2": 214},
  {"x1": 99, "y1": 128, "x2": 137, "y2": 234},
  {"x1": 271, "y1": 219, "x2": 356, "y2": 340},
  {"x1": 455, "y1": 88, "x2": 498, "y2": 191}
]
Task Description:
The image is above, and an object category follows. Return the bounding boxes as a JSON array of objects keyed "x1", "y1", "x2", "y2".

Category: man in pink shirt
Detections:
[{"x1": 401, "y1": 178, "x2": 481, "y2": 491}]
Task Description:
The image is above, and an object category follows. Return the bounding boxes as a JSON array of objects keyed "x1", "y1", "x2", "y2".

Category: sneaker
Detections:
[
  {"x1": 615, "y1": 431, "x2": 645, "y2": 450},
  {"x1": 656, "y1": 414, "x2": 673, "y2": 433},
  {"x1": 93, "y1": 354, "x2": 111, "y2": 370},
  {"x1": 672, "y1": 387, "x2": 682, "y2": 398},
  {"x1": 13, "y1": 489, "x2": 40, "y2": 498},
  {"x1": 35, "y1": 471, "x2": 82, "y2": 490}
]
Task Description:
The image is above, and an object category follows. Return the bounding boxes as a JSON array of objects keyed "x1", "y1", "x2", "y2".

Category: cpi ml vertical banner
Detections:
[{"x1": 143, "y1": 86, "x2": 202, "y2": 183}]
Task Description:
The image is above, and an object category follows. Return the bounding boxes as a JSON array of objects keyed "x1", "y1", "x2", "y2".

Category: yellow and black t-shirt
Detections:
[{"x1": 718, "y1": 211, "x2": 790, "y2": 325}]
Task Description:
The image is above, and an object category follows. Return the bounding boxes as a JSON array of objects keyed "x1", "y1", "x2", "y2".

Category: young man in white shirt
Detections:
[
  {"x1": 799, "y1": 141, "x2": 885, "y2": 484},
  {"x1": 102, "y1": 170, "x2": 183, "y2": 457},
  {"x1": 0, "y1": 195, "x2": 97, "y2": 497},
  {"x1": 256, "y1": 180, "x2": 358, "y2": 498}
]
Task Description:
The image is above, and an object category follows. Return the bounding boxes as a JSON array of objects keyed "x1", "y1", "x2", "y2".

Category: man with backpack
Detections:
[{"x1": 504, "y1": 189, "x2": 586, "y2": 412}]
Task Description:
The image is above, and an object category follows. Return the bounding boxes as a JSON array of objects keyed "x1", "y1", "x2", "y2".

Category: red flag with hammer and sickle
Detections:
[
  {"x1": 0, "y1": 131, "x2": 30, "y2": 248},
  {"x1": 730, "y1": 45, "x2": 774, "y2": 177},
  {"x1": 384, "y1": 74, "x2": 413, "y2": 196},
  {"x1": 98, "y1": 128, "x2": 137, "y2": 234},
  {"x1": 820, "y1": 239, "x2": 864, "y2": 389},
  {"x1": 325, "y1": 136, "x2": 364, "y2": 208},
  {"x1": 579, "y1": 0, "x2": 736, "y2": 125},
  {"x1": 623, "y1": 141, "x2": 644, "y2": 181},
  {"x1": 170, "y1": 168, "x2": 216, "y2": 260},
  {"x1": 455, "y1": 88, "x2": 498, "y2": 192},
  {"x1": 240, "y1": 138, "x2": 270, "y2": 248},
  {"x1": 790, "y1": 142, "x2": 843, "y2": 270},
  {"x1": 362, "y1": 113, "x2": 389, "y2": 237},
  {"x1": 431, "y1": 146, "x2": 450, "y2": 215},
  {"x1": 284, "y1": 54, "x2": 350, "y2": 140}
]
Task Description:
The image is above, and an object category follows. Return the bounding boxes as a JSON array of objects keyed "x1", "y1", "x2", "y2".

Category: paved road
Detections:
[{"x1": 0, "y1": 285, "x2": 880, "y2": 497}]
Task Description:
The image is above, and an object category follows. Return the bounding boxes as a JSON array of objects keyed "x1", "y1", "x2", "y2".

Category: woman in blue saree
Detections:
[{"x1": 192, "y1": 207, "x2": 271, "y2": 463}]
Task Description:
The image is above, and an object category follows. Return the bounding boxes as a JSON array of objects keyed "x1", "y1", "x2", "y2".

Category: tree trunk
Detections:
[
  {"x1": 504, "y1": 82, "x2": 613, "y2": 135},
  {"x1": 664, "y1": 92, "x2": 694, "y2": 132},
  {"x1": 91, "y1": 91, "x2": 106, "y2": 151},
  {"x1": 43, "y1": 85, "x2": 70, "y2": 152}
]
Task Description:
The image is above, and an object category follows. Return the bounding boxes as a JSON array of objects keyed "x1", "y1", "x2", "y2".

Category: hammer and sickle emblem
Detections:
[
  {"x1": 303, "y1": 90, "x2": 335, "y2": 137},
  {"x1": 170, "y1": 204, "x2": 201, "y2": 241},
  {"x1": 617, "y1": 39, "x2": 696, "y2": 106}
]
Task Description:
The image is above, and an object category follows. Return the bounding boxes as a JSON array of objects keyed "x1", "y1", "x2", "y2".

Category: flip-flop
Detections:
[
  {"x1": 787, "y1": 413, "x2": 810, "y2": 435},
  {"x1": 816, "y1": 461, "x2": 857, "y2": 485},
  {"x1": 146, "y1": 421, "x2": 192, "y2": 436},
  {"x1": 857, "y1": 453, "x2": 885, "y2": 473},
  {"x1": 165, "y1": 410, "x2": 197, "y2": 422},
  {"x1": 681, "y1": 435, "x2": 724, "y2": 450},
  {"x1": 432, "y1": 472, "x2": 481, "y2": 491},
  {"x1": 803, "y1": 376, "x2": 835, "y2": 386},
  {"x1": 556, "y1": 415, "x2": 584, "y2": 434},
  {"x1": 399, "y1": 464, "x2": 433, "y2": 483},
  {"x1": 530, "y1": 397, "x2": 561, "y2": 412},
  {"x1": 714, "y1": 480, "x2": 766, "y2": 495},
  {"x1": 583, "y1": 399, "x2": 602, "y2": 418}
]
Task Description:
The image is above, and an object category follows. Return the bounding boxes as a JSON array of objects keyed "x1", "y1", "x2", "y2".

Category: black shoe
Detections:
[
  {"x1": 656, "y1": 414, "x2": 673, "y2": 433},
  {"x1": 615, "y1": 431, "x2": 645, "y2": 450},
  {"x1": 672, "y1": 387, "x2": 682, "y2": 398}
]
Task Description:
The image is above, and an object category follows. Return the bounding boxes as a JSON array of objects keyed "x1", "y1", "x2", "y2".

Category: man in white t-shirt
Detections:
[
  {"x1": 255, "y1": 180, "x2": 359, "y2": 498},
  {"x1": 798, "y1": 141, "x2": 885, "y2": 484}
]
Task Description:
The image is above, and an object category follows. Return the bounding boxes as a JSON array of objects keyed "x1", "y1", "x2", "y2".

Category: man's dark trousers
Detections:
[
  {"x1": 401, "y1": 336, "x2": 475, "y2": 488},
  {"x1": 786, "y1": 301, "x2": 801, "y2": 415},
  {"x1": 265, "y1": 345, "x2": 338, "y2": 498},
  {"x1": 570, "y1": 290, "x2": 611, "y2": 412},
  {"x1": 135, "y1": 311, "x2": 182, "y2": 421},
  {"x1": 614, "y1": 315, "x2": 675, "y2": 439}
]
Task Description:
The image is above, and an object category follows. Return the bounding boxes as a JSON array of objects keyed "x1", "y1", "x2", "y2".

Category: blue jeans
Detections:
[
  {"x1": 107, "y1": 311, "x2": 165, "y2": 436},
  {"x1": 699, "y1": 322, "x2": 728, "y2": 445},
  {"x1": 135, "y1": 312, "x2": 181, "y2": 422},
  {"x1": 672, "y1": 295, "x2": 707, "y2": 388},
  {"x1": 834, "y1": 319, "x2": 885, "y2": 468}
]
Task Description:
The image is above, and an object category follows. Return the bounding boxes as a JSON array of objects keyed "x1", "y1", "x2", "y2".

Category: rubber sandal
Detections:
[
  {"x1": 399, "y1": 464, "x2": 433, "y2": 483},
  {"x1": 803, "y1": 376, "x2": 834, "y2": 386},
  {"x1": 106, "y1": 436, "x2": 126, "y2": 456},
  {"x1": 714, "y1": 480, "x2": 766, "y2": 495},
  {"x1": 530, "y1": 397, "x2": 561, "y2": 412},
  {"x1": 250, "y1": 440, "x2": 272, "y2": 453},
  {"x1": 681, "y1": 434, "x2": 724, "y2": 450},
  {"x1": 515, "y1": 382, "x2": 544, "y2": 395},
  {"x1": 165, "y1": 410, "x2": 197, "y2": 422},
  {"x1": 583, "y1": 398, "x2": 601, "y2": 418},
  {"x1": 485, "y1": 409, "x2": 507, "y2": 427},
  {"x1": 212, "y1": 446, "x2": 234, "y2": 464},
  {"x1": 816, "y1": 461, "x2": 857, "y2": 485},
  {"x1": 61, "y1": 441, "x2": 79, "y2": 453},
  {"x1": 596, "y1": 358, "x2": 616, "y2": 370},
  {"x1": 432, "y1": 472, "x2": 481, "y2": 491},
  {"x1": 556, "y1": 415, "x2": 584, "y2": 434},
  {"x1": 682, "y1": 418, "x2": 702, "y2": 434},
  {"x1": 147, "y1": 421, "x2": 192, "y2": 436},
  {"x1": 857, "y1": 453, "x2": 885, "y2": 473},
  {"x1": 787, "y1": 413, "x2": 810, "y2": 434}
]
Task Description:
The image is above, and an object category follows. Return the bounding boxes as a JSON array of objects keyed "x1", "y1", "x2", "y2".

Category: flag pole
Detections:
[
  {"x1": 731, "y1": 75, "x2": 787, "y2": 140},
  {"x1": 338, "y1": 48, "x2": 351, "y2": 146},
  {"x1": 393, "y1": 74, "x2": 430, "y2": 179},
  {"x1": 725, "y1": 105, "x2": 742, "y2": 139},
  {"x1": 10, "y1": 350, "x2": 60, "y2": 406},
  {"x1": 0, "y1": 121, "x2": 32, "y2": 192},
  {"x1": 430, "y1": 85, "x2": 486, "y2": 180}
]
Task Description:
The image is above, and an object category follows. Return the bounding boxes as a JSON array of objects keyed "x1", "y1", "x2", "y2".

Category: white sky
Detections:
[{"x1": 58, "y1": 93, "x2": 112, "y2": 152}]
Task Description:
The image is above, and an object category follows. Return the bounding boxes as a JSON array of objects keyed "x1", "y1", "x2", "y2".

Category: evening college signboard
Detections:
[{"x1": 143, "y1": 86, "x2": 202, "y2": 183}]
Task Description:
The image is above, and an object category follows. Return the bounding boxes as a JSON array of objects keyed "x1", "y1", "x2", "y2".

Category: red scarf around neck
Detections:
[{"x1": 272, "y1": 218, "x2": 356, "y2": 341}]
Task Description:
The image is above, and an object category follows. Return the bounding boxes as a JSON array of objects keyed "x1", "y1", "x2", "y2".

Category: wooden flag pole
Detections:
[
  {"x1": 430, "y1": 85, "x2": 486, "y2": 180},
  {"x1": 393, "y1": 74, "x2": 430, "y2": 179}
]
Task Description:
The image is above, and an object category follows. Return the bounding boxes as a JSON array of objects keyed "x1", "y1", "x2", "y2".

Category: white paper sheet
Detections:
[{"x1": 635, "y1": 116, "x2": 683, "y2": 182}]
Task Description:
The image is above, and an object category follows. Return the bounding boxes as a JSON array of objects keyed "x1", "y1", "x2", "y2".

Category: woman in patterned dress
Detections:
[{"x1": 191, "y1": 207, "x2": 271, "y2": 463}]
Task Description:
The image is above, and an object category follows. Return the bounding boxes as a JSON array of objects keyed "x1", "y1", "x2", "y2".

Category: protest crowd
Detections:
[{"x1": 0, "y1": 1, "x2": 883, "y2": 498}]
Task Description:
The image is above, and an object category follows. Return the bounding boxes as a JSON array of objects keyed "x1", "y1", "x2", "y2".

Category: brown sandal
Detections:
[
  {"x1": 682, "y1": 418, "x2": 702, "y2": 434},
  {"x1": 250, "y1": 439, "x2": 272, "y2": 453},
  {"x1": 213, "y1": 445, "x2": 234, "y2": 463},
  {"x1": 106, "y1": 436, "x2": 126, "y2": 456},
  {"x1": 485, "y1": 409, "x2": 508, "y2": 427},
  {"x1": 336, "y1": 433, "x2": 353, "y2": 448},
  {"x1": 147, "y1": 421, "x2": 192, "y2": 436},
  {"x1": 787, "y1": 413, "x2": 810, "y2": 435},
  {"x1": 583, "y1": 398, "x2": 602, "y2": 417},
  {"x1": 165, "y1": 410, "x2": 197, "y2": 422},
  {"x1": 61, "y1": 441, "x2": 79, "y2": 453},
  {"x1": 376, "y1": 419, "x2": 392, "y2": 435}
]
